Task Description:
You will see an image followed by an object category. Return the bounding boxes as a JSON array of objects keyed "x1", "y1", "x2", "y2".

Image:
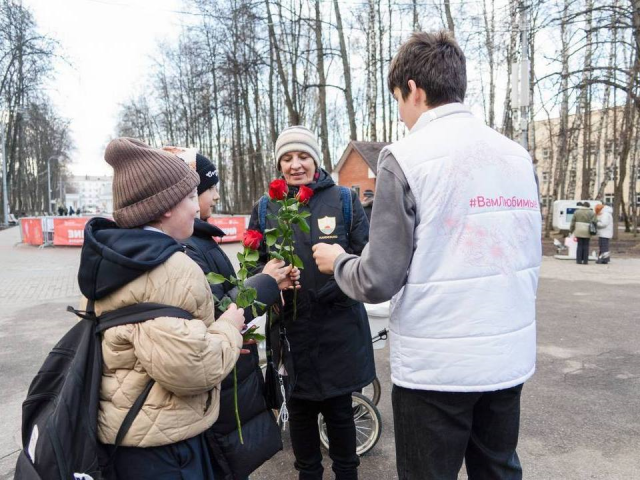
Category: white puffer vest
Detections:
[{"x1": 387, "y1": 104, "x2": 542, "y2": 392}]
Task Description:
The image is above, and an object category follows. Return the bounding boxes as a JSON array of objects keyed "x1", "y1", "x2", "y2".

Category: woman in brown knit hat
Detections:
[{"x1": 77, "y1": 138, "x2": 245, "y2": 479}]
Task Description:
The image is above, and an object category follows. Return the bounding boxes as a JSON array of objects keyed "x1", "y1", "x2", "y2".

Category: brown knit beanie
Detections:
[{"x1": 105, "y1": 137, "x2": 200, "y2": 228}]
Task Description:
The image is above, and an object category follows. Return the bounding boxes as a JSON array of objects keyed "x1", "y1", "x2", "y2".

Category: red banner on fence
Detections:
[
  {"x1": 53, "y1": 217, "x2": 90, "y2": 246},
  {"x1": 207, "y1": 216, "x2": 246, "y2": 243},
  {"x1": 20, "y1": 218, "x2": 44, "y2": 246}
]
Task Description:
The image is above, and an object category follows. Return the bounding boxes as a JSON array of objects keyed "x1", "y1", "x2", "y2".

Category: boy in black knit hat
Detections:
[{"x1": 169, "y1": 147, "x2": 299, "y2": 479}]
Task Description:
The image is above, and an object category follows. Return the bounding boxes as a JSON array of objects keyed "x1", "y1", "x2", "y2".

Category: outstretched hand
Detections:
[{"x1": 312, "y1": 243, "x2": 346, "y2": 274}]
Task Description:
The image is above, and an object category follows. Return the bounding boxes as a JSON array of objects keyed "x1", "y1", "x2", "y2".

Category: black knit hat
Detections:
[{"x1": 195, "y1": 153, "x2": 219, "y2": 194}]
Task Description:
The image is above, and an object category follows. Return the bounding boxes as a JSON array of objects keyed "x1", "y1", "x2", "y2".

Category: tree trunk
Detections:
[
  {"x1": 501, "y1": 1, "x2": 519, "y2": 139},
  {"x1": 444, "y1": 0, "x2": 455, "y2": 36},
  {"x1": 482, "y1": 0, "x2": 495, "y2": 128},
  {"x1": 367, "y1": 0, "x2": 377, "y2": 141},
  {"x1": 265, "y1": 0, "x2": 299, "y2": 125},
  {"x1": 314, "y1": 0, "x2": 331, "y2": 170},
  {"x1": 580, "y1": 2, "x2": 594, "y2": 200},
  {"x1": 333, "y1": 0, "x2": 357, "y2": 140},
  {"x1": 378, "y1": 1, "x2": 387, "y2": 142}
]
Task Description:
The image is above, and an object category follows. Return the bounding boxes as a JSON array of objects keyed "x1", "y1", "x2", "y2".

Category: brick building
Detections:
[{"x1": 333, "y1": 141, "x2": 390, "y2": 201}]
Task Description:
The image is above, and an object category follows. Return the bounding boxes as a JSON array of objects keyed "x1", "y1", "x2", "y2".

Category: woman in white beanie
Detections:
[{"x1": 249, "y1": 126, "x2": 375, "y2": 480}]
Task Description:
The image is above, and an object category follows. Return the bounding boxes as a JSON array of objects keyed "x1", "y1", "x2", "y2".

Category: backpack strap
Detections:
[
  {"x1": 113, "y1": 378, "x2": 154, "y2": 448},
  {"x1": 339, "y1": 186, "x2": 353, "y2": 242},
  {"x1": 89, "y1": 302, "x2": 194, "y2": 463},
  {"x1": 94, "y1": 302, "x2": 193, "y2": 333},
  {"x1": 258, "y1": 195, "x2": 269, "y2": 232}
]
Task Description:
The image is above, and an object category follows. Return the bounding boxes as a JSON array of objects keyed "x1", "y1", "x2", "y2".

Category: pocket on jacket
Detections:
[{"x1": 332, "y1": 297, "x2": 358, "y2": 308}]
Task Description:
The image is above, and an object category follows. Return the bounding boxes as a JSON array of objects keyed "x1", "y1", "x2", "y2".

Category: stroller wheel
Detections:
[{"x1": 318, "y1": 392, "x2": 382, "y2": 456}]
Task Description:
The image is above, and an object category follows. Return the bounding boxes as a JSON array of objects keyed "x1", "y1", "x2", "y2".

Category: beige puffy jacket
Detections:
[{"x1": 92, "y1": 251, "x2": 242, "y2": 448}]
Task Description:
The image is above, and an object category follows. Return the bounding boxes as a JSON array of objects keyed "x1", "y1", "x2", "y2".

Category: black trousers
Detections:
[
  {"x1": 392, "y1": 384, "x2": 524, "y2": 480},
  {"x1": 110, "y1": 433, "x2": 215, "y2": 479},
  {"x1": 576, "y1": 237, "x2": 590, "y2": 264},
  {"x1": 598, "y1": 237, "x2": 611, "y2": 263},
  {"x1": 288, "y1": 393, "x2": 360, "y2": 480}
]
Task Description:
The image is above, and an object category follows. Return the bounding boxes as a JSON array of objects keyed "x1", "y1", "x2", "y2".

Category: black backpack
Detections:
[{"x1": 14, "y1": 302, "x2": 193, "y2": 480}]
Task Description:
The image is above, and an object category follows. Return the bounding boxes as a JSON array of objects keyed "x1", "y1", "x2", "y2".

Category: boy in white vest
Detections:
[{"x1": 313, "y1": 31, "x2": 542, "y2": 480}]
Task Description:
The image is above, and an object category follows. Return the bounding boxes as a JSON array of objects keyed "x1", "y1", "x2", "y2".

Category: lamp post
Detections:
[
  {"x1": 47, "y1": 156, "x2": 58, "y2": 215},
  {"x1": 1, "y1": 110, "x2": 8, "y2": 226}
]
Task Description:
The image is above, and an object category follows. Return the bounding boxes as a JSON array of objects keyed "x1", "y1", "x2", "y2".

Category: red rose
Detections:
[
  {"x1": 268, "y1": 179, "x2": 289, "y2": 201},
  {"x1": 296, "y1": 185, "x2": 314, "y2": 205},
  {"x1": 243, "y1": 229, "x2": 263, "y2": 250}
]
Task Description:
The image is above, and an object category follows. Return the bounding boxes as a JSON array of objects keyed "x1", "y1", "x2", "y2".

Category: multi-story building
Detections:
[
  {"x1": 65, "y1": 175, "x2": 113, "y2": 214},
  {"x1": 532, "y1": 107, "x2": 640, "y2": 216}
]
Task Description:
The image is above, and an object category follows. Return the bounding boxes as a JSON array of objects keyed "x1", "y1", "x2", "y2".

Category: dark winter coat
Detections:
[
  {"x1": 249, "y1": 169, "x2": 376, "y2": 401},
  {"x1": 184, "y1": 219, "x2": 282, "y2": 479},
  {"x1": 362, "y1": 197, "x2": 373, "y2": 222}
]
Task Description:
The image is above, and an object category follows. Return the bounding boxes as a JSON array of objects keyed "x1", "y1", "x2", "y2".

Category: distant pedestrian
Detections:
[
  {"x1": 57, "y1": 205, "x2": 64, "y2": 216},
  {"x1": 69, "y1": 206, "x2": 75, "y2": 216},
  {"x1": 595, "y1": 203, "x2": 613, "y2": 264},
  {"x1": 570, "y1": 201, "x2": 596, "y2": 265}
]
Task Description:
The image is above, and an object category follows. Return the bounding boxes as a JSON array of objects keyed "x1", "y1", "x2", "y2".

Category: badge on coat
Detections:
[{"x1": 318, "y1": 216, "x2": 336, "y2": 235}]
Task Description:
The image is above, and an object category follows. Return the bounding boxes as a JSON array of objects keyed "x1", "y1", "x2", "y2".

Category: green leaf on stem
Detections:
[
  {"x1": 236, "y1": 288, "x2": 257, "y2": 307},
  {"x1": 207, "y1": 272, "x2": 227, "y2": 285},
  {"x1": 245, "y1": 249, "x2": 259, "y2": 262},
  {"x1": 217, "y1": 297, "x2": 233, "y2": 312},
  {"x1": 298, "y1": 210, "x2": 311, "y2": 218},
  {"x1": 243, "y1": 330, "x2": 266, "y2": 343},
  {"x1": 265, "y1": 229, "x2": 278, "y2": 246},
  {"x1": 237, "y1": 252, "x2": 245, "y2": 264},
  {"x1": 295, "y1": 217, "x2": 310, "y2": 233},
  {"x1": 270, "y1": 251, "x2": 284, "y2": 261},
  {"x1": 292, "y1": 254, "x2": 304, "y2": 269},
  {"x1": 237, "y1": 268, "x2": 248, "y2": 282}
]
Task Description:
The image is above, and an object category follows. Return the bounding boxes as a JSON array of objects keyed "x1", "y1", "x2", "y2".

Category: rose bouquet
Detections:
[{"x1": 263, "y1": 179, "x2": 313, "y2": 319}]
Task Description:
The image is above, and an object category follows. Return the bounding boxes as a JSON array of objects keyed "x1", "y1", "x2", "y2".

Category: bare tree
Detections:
[{"x1": 314, "y1": 0, "x2": 331, "y2": 169}]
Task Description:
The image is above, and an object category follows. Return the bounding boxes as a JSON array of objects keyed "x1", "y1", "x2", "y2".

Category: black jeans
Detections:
[
  {"x1": 392, "y1": 384, "x2": 524, "y2": 480},
  {"x1": 576, "y1": 237, "x2": 590, "y2": 264},
  {"x1": 288, "y1": 393, "x2": 360, "y2": 480}
]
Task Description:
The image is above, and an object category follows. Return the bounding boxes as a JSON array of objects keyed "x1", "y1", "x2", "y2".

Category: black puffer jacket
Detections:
[
  {"x1": 184, "y1": 219, "x2": 282, "y2": 480},
  {"x1": 249, "y1": 169, "x2": 376, "y2": 401}
]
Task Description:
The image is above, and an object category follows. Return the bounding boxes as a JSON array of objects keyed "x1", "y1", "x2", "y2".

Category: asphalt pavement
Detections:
[{"x1": 0, "y1": 226, "x2": 638, "y2": 479}]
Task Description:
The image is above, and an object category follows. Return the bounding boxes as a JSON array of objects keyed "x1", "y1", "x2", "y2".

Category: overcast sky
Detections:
[{"x1": 24, "y1": 0, "x2": 189, "y2": 176}]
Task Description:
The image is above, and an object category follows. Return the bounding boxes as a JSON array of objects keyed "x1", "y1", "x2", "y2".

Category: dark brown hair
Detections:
[{"x1": 387, "y1": 31, "x2": 467, "y2": 107}]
